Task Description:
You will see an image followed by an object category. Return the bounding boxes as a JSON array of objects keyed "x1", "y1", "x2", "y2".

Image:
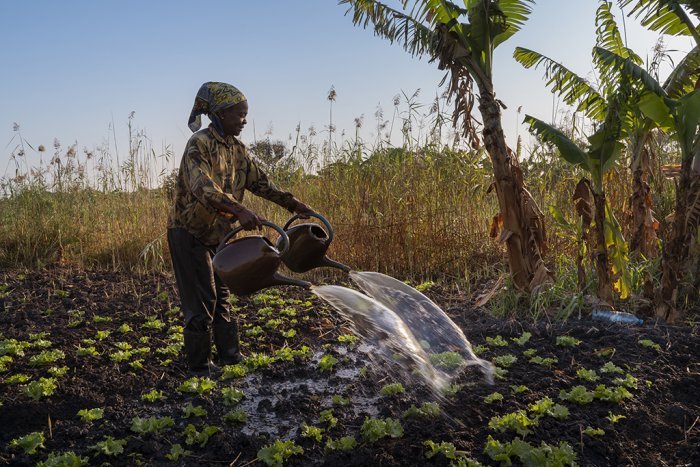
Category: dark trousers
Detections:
[{"x1": 167, "y1": 227, "x2": 231, "y2": 332}]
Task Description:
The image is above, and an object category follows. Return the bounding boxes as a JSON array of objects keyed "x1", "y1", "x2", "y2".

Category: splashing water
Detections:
[{"x1": 312, "y1": 271, "x2": 494, "y2": 393}]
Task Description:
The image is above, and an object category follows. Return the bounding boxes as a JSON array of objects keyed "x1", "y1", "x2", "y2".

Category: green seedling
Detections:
[
  {"x1": 280, "y1": 306, "x2": 297, "y2": 317},
  {"x1": 109, "y1": 350, "x2": 133, "y2": 363},
  {"x1": 94, "y1": 330, "x2": 111, "y2": 340},
  {"x1": 493, "y1": 354, "x2": 517, "y2": 368},
  {"x1": 582, "y1": 426, "x2": 605, "y2": 436},
  {"x1": 224, "y1": 409, "x2": 247, "y2": 424},
  {"x1": 494, "y1": 367, "x2": 509, "y2": 380},
  {"x1": 484, "y1": 435, "x2": 577, "y2": 466},
  {"x1": 156, "y1": 344, "x2": 181, "y2": 356},
  {"x1": 281, "y1": 328, "x2": 296, "y2": 338},
  {"x1": 28, "y1": 339, "x2": 52, "y2": 350},
  {"x1": 360, "y1": 417, "x2": 403, "y2": 442},
  {"x1": 77, "y1": 408, "x2": 104, "y2": 422},
  {"x1": 522, "y1": 348, "x2": 538, "y2": 358},
  {"x1": 301, "y1": 423, "x2": 324, "y2": 443},
  {"x1": 484, "y1": 392, "x2": 504, "y2": 404},
  {"x1": 429, "y1": 351, "x2": 465, "y2": 369},
  {"x1": 486, "y1": 335, "x2": 508, "y2": 347},
  {"x1": 114, "y1": 342, "x2": 132, "y2": 351},
  {"x1": 257, "y1": 439, "x2": 304, "y2": 467},
  {"x1": 556, "y1": 335, "x2": 582, "y2": 347},
  {"x1": 576, "y1": 368, "x2": 599, "y2": 382},
  {"x1": 559, "y1": 385, "x2": 594, "y2": 405},
  {"x1": 337, "y1": 334, "x2": 359, "y2": 348},
  {"x1": 244, "y1": 352, "x2": 275, "y2": 370},
  {"x1": 177, "y1": 377, "x2": 217, "y2": 395},
  {"x1": 613, "y1": 374, "x2": 639, "y2": 389},
  {"x1": 80, "y1": 338, "x2": 96, "y2": 345},
  {"x1": 221, "y1": 387, "x2": 245, "y2": 406},
  {"x1": 594, "y1": 384, "x2": 633, "y2": 403},
  {"x1": 325, "y1": 436, "x2": 357, "y2": 452},
  {"x1": 129, "y1": 359, "x2": 144, "y2": 370},
  {"x1": 318, "y1": 354, "x2": 338, "y2": 372},
  {"x1": 220, "y1": 363, "x2": 248, "y2": 380},
  {"x1": 67, "y1": 310, "x2": 85, "y2": 328},
  {"x1": 76, "y1": 346, "x2": 99, "y2": 357},
  {"x1": 403, "y1": 401, "x2": 441, "y2": 418},
  {"x1": 92, "y1": 315, "x2": 112, "y2": 323},
  {"x1": 331, "y1": 394, "x2": 350, "y2": 407},
  {"x1": 528, "y1": 397, "x2": 569, "y2": 420},
  {"x1": 380, "y1": 382, "x2": 405, "y2": 396},
  {"x1": 130, "y1": 416, "x2": 174, "y2": 435},
  {"x1": 5, "y1": 373, "x2": 30, "y2": 384},
  {"x1": 443, "y1": 383, "x2": 464, "y2": 397},
  {"x1": 142, "y1": 316, "x2": 165, "y2": 330},
  {"x1": 141, "y1": 389, "x2": 166, "y2": 403},
  {"x1": 607, "y1": 412, "x2": 626, "y2": 424},
  {"x1": 0, "y1": 355, "x2": 12, "y2": 372},
  {"x1": 529, "y1": 356, "x2": 558, "y2": 367},
  {"x1": 510, "y1": 385, "x2": 529, "y2": 394},
  {"x1": 424, "y1": 440, "x2": 480, "y2": 465},
  {"x1": 183, "y1": 424, "x2": 220, "y2": 448},
  {"x1": 472, "y1": 344, "x2": 488, "y2": 355},
  {"x1": 512, "y1": 331, "x2": 532, "y2": 346},
  {"x1": 319, "y1": 409, "x2": 337, "y2": 428},
  {"x1": 256, "y1": 307, "x2": 274, "y2": 318},
  {"x1": 265, "y1": 318, "x2": 284, "y2": 329},
  {"x1": 117, "y1": 323, "x2": 132, "y2": 334},
  {"x1": 415, "y1": 280, "x2": 435, "y2": 291},
  {"x1": 47, "y1": 366, "x2": 69, "y2": 377},
  {"x1": 182, "y1": 402, "x2": 207, "y2": 418},
  {"x1": 25, "y1": 377, "x2": 57, "y2": 401},
  {"x1": 0, "y1": 338, "x2": 28, "y2": 357},
  {"x1": 36, "y1": 451, "x2": 88, "y2": 467},
  {"x1": 488, "y1": 410, "x2": 538, "y2": 437},
  {"x1": 165, "y1": 443, "x2": 191, "y2": 461},
  {"x1": 90, "y1": 436, "x2": 126, "y2": 456},
  {"x1": 638, "y1": 339, "x2": 662, "y2": 352},
  {"x1": 29, "y1": 349, "x2": 65, "y2": 366},
  {"x1": 600, "y1": 361, "x2": 624, "y2": 374},
  {"x1": 9, "y1": 431, "x2": 45, "y2": 454}
]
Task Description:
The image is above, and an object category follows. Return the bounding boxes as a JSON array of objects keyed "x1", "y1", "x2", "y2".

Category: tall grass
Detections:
[{"x1": 0, "y1": 104, "x2": 681, "y2": 310}]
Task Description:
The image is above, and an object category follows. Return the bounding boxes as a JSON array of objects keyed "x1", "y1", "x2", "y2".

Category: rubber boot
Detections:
[
  {"x1": 213, "y1": 318, "x2": 243, "y2": 365},
  {"x1": 183, "y1": 329, "x2": 212, "y2": 376}
]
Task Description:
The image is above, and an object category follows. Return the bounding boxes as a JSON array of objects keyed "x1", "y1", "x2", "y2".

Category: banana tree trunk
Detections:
[
  {"x1": 629, "y1": 143, "x2": 658, "y2": 258},
  {"x1": 657, "y1": 148, "x2": 700, "y2": 322},
  {"x1": 593, "y1": 190, "x2": 614, "y2": 304},
  {"x1": 477, "y1": 85, "x2": 550, "y2": 292}
]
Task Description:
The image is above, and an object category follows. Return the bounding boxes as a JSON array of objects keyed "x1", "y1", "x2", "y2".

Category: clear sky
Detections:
[{"x1": 0, "y1": 1, "x2": 693, "y2": 179}]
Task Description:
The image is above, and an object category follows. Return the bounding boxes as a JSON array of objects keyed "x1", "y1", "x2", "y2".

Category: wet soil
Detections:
[{"x1": 0, "y1": 267, "x2": 698, "y2": 466}]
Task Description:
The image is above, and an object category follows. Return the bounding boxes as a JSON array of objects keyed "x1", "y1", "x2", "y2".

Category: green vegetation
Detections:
[
  {"x1": 379, "y1": 382, "x2": 405, "y2": 396},
  {"x1": 257, "y1": 439, "x2": 304, "y2": 467},
  {"x1": 77, "y1": 408, "x2": 104, "y2": 422},
  {"x1": 360, "y1": 417, "x2": 404, "y2": 442},
  {"x1": 10, "y1": 431, "x2": 45, "y2": 454}
]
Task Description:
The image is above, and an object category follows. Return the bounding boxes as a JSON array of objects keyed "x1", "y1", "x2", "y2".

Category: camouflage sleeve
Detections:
[
  {"x1": 244, "y1": 150, "x2": 297, "y2": 211},
  {"x1": 185, "y1": 139, "x2": 241, "y2": 215}
]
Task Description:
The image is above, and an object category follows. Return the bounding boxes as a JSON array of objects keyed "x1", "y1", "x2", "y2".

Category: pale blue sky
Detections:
[{"x1": 1, "y1": 1, "x2": 693, "y2": 179}]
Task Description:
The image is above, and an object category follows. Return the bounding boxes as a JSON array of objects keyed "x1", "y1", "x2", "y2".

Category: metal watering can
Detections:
[
  {"x1": 276, "y1": 212, "x2": 351, "y2": 273},
  {"x1": 213, "y1": 221, "x2": 311, "y2": 296}
]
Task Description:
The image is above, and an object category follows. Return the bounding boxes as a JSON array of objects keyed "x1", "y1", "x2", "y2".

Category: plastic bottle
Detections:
[{"x1": 591, "y1": 308, "x2": 643, "y2": 325}]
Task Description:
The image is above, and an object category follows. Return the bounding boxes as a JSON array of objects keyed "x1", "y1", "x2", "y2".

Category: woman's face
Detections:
[{"x1": 218, "y1": 101, "x2": 248, "y2": 136}]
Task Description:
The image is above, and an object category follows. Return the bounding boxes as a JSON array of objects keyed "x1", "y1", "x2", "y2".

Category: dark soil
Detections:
[{"x1": 1, "y1": 268, "x2": 698, "y2": 466}]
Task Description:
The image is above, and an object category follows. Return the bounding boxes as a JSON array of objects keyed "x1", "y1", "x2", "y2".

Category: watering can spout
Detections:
[
  {"x1": 321, "y1": 257, "x2": 351, "y2": 273},
  {"x1": 271, "y1": 272, "x2": 312, "y2": 289}
]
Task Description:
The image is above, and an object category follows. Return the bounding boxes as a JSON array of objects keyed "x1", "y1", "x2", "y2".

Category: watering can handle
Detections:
[
  {"x1": 216, "y1": 220, "x2": 290, "y2": 256},
  {"x1": 282, "y1": 212, "x2": 334, "y2": 244}
]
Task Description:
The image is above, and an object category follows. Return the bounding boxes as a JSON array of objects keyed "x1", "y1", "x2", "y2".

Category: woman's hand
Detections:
[
  {"x1": 292, "y1": 200, "x2": 315, "y2": 219},
  {"x1": 232, "y1": 205, "x2": 264, "y2": 230}
]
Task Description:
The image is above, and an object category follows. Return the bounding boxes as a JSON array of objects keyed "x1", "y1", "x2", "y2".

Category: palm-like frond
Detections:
[
  {"x1": 524, "y1": 115, "x2": 590, "y2": 169},
  {"x1": 596, "y1": 1, "x2": 643, "y2": 64},
  {"x1": 618, "y1": 0, "x2": 700, "y2": 42},
  {"x1": 594, "y1": 46, "x2": 667, "y2": 96},
  {"x1": 493, "y1": 0, "x2": 536, "y2": 47},
  {"x1": 340, "y1": 0, "x2": 436, "y2": 58},
  {"x1": 663, "y1": 44, "x2": 700, "y2": 98},
  {"x1": 514, "y1": 47, "x2": 607, "y2": 120}
]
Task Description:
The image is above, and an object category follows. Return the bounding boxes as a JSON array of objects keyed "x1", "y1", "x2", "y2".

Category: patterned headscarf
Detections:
[{"x1": 188, "y1": 82, "x2": 247, "y2": 133}]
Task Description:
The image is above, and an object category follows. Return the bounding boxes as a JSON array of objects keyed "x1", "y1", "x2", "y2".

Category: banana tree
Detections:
[
  {"x1": 340, "y1": 0, "x2": 551, "y2": 292},
  {"x1": 515, "y1": 1, "x2": 665, "y2": 258},
  {"x1": 596, "y1": 44, "x2": 700, "y2": 321},
  {"x1": 525, "y1": 81, "x2": 632, "y2": 303}
]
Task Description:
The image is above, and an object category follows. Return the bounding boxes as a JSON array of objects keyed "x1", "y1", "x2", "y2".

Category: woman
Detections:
[{"x1": 168, "y1": 82, "x2": 313, "y2": 375}]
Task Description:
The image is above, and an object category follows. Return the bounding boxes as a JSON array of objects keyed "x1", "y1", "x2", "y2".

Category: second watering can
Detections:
[
  {"x1": 213, "y1": 221, "x2": 311, "y2": 296},
  {"x1": 276, "y1": 212, "x2": 351, "y2": 273}
]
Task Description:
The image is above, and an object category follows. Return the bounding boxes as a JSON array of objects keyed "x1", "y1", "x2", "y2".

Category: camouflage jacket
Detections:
[{"x1": 167, "y1": 125, "x2": 296, "y2": 246}]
